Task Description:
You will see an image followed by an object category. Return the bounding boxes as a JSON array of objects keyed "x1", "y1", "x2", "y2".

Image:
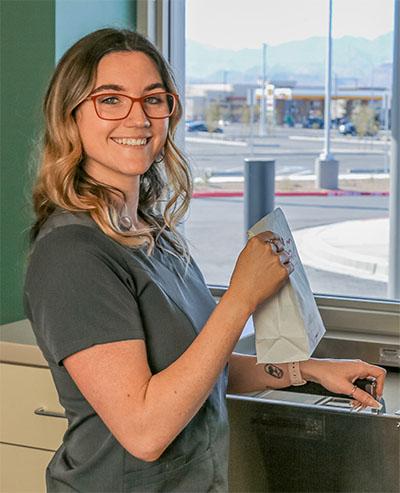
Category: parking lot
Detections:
[
  {"x1": 185, "y1": 125, "x2": 390, "y2": 179},
  {"x1": 183, "y1": 125, "x2": 391, "y2": 299}
]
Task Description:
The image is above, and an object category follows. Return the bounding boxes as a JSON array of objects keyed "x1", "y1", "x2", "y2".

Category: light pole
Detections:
[
  {"x1": 315, "y1": 0, "x2": 339, "y2": 189},
  {"x1": 247, "y1": 89, "x2": 255, "y2": 154},
  {"x1": 259, "y1": 43, "x2": 267, "y2": 137},
  {"x1": 383, "y1": 90, "x2": 390, "y2": 174}
]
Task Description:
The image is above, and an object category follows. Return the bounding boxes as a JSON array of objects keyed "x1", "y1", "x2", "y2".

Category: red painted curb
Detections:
[{"x1": 192, "y1": 190, "x2": 389, "y2": 198}]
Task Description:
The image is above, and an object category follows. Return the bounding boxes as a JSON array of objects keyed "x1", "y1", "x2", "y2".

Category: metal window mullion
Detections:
[
  {"x1": 388, "y1": 0, "x2": 400, "y2": 300},
  {"x1": 161, "y1": 0, "x2": 185, "y2": 149},
  {"x1": 136, "y1": 0, "x2": 157, "y2": 43},
  {"x1": 158, "y1": 0, "x2": 186, "y2": 234}
]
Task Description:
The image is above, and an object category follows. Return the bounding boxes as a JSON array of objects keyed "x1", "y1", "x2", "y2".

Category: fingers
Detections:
[
  {"x1": 279, "y1": 251, "x2": 293, "y2": 272},
  {"x1": 256, "y1": 231, "x2": 282, "y2": 243},
  {"x1": 257, "y1": 231, "x2": 288, "y2": 256},
  {"x1": 350, "y1": 361, "x2": 387, "y2": 400},
  {"x1": 252, "y1": 230, "x2": 295, "y2": 275},
  {"x1": 363, "y1": 364, "x2": 387, "y2": 399},
  {"x1": 286, "y1": 262, "x2": 295, "y2": 274},
  {"x1": 274, "y1": 240, "x2": 294, "y2": 274},
  {"x1": 349, "y1": 385, "x2": 382, "y2": 410},
  {"x1": 347, "y1": 363, "x2": 385, "y2": 409},
  {"x1": 279, "y1": 251, "x2": 291, "y2": 264},
  {"x1": 269, "y1": 240, "x2": 284, "y2": 254}
]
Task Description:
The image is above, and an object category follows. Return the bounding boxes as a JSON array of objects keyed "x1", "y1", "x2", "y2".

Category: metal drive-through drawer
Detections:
[
  {"x1": 0, "y1": 363, "x2": 67, "y2": 450},
  {"x1": 228, "y1": 395, "x2": 400, "y2": 493}
]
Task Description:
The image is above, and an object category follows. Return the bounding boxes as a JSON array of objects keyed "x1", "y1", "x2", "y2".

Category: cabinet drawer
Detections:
[
  {"x1": 0, "y1": 363, "x2": 67, "y2": 450},
  {"x1": 0, "y1": 442, "x2": 53, "y2": 493}
]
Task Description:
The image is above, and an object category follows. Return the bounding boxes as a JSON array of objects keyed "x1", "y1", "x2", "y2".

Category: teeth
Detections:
[{"x1": 113, "y1": 138, "x2": 147, "y2": 146}]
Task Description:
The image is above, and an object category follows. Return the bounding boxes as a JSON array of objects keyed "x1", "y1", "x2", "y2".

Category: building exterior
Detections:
[{"x1": 185, "y1": 82, "x2": 389, "y2": 127}]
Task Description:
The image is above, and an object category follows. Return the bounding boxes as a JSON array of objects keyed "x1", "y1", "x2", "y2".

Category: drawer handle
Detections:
[{"x1": 34, "y1": 407, "x2": 66, "y2": 419}]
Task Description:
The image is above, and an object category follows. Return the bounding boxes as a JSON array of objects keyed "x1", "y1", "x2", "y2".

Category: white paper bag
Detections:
[{"x1": 248, "y1": 207, "x2": 325, "y2": 363}]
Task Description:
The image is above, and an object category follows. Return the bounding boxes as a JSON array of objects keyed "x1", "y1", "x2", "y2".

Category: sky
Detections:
[{"x1": 186, "y1": 0, "x2": 394, "y2": 49}]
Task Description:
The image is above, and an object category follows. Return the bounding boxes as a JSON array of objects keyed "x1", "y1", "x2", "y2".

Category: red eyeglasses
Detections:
[{"x1": 88, "y1": 91, "x2": 178, "y2": 120}]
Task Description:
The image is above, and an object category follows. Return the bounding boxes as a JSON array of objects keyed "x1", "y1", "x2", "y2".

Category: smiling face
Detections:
[{"x1": 75, "y1": 51, "x2": 169, "y2": 192}]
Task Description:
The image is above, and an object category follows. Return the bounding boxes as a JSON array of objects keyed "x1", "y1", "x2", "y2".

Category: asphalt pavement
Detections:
[{"x1": 185, "y1": 194, "x2": 390, "y2": 300}]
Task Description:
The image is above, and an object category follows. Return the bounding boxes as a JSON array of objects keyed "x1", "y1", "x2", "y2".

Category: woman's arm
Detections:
[
  {"x1": 227, "y1": 353, "x2": 292, "y2": 393},
  {"x1": 64, "y1": 232, "x2": 291, "y2": 463},
  {"x1": 64, "y1": 291, "x2": 251, "y2": 462},
  {"x1": 227, "y1": 353, "x2": 386, "y2": 407}
]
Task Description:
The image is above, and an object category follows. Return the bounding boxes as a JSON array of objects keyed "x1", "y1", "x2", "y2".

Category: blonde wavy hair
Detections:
[{"x1": 31, "y1": 28, "x2": 192, "y2": 259}]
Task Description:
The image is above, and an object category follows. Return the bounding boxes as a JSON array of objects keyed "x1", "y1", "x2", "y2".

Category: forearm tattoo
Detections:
[{"x1": 264, "y1": 364, "x2": 284, "y2": 379}]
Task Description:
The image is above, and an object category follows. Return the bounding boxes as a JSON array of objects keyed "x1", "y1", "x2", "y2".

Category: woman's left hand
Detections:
[{"x1": 300, "y1": 358, "x2": 386, "y2": 410}]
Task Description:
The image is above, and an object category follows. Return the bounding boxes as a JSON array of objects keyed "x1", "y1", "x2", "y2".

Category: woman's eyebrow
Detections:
[
  {"x1": 91, "y1": 84, "x2": 125, "y2": 94},
  {"x1": 91, "y1": 82, "x2": 165, "y2": 95},
  {"x1": 144, "y1": 82, "x2": 165, "y2": 92}
]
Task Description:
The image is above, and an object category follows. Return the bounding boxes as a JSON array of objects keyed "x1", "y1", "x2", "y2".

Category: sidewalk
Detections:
[{"x1": 292, "y1": 218, "x2": 389, "y2": 283}]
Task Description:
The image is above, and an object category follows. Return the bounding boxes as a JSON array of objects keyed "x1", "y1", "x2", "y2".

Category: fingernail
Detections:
[{"x1": 372, "y1": 401, "x2": 383, "y2": 410}]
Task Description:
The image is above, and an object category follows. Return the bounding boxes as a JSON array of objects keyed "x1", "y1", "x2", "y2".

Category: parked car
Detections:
[
  {"x1": 186, "y1": 121, "x2": 208, "y2": 132},
  {"x1": 302, "y1": 117, "x2": 324, "y2": 129},
  {"x1": 339, "y1": 121, "x2": 357, "y2": 136},
  {"x1": 186, "y1": 121, "x2": 223, "y2": 133},
  {"x1": 331, "y1": 117, "x2": 344, "y2": 128}
]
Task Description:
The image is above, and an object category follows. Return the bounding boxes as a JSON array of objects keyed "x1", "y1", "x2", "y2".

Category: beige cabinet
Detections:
[
  {"x1": 0, "y1": 361, "x2": 67, "y2": 493},
  {"x1": 0, "y1": 443, "x2": 54, "y2": 493}
]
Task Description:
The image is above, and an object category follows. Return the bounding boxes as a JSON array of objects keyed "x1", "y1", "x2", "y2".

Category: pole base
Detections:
[{"x1": 315, "y1": 157, "x2": 339, "y2": 189}]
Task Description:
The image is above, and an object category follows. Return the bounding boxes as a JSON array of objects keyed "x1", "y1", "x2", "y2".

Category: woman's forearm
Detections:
[
  {"x1": 227, "y1": 353, "x2": 292, "y2": 393},
  {"x1": 227, "y1": 355, "x2": 385, "y2": 415}
]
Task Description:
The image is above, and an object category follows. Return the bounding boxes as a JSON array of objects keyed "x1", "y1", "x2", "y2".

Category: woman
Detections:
[{"x1": 24, "y1": 28, "x2": 385, "y2": 492}]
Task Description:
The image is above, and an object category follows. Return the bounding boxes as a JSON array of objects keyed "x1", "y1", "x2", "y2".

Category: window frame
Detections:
[{"x1": 136, "y1": 0, "x2": 400, "y2": 345}]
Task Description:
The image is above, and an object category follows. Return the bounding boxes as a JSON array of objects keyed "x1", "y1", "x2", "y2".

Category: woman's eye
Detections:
[
  {"x1": 99, "y1": 96, "x2": 121, "y2": 105},
  {"x1": 144, "y1": 96, "x2": 162, "y2": 105}
]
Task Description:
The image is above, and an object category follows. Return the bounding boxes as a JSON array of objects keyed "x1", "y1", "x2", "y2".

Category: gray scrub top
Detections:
[{"x1": 24, "y1": 210, "x2": 229, "y2": 493}]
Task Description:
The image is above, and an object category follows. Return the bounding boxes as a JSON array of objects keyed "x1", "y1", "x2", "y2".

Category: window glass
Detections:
[{"x1": 185, "y1": 0, "x2": 395, "y2": 300}]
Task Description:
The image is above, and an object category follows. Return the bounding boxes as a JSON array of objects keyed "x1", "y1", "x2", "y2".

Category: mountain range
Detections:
[{"x1": 186, "y1": 32, "x2": 393, "y2": 87}]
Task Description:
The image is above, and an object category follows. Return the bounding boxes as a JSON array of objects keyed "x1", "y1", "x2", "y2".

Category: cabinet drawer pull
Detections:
[{"x1": 34, "y1": 407, "x2": 66, "y2": 419}]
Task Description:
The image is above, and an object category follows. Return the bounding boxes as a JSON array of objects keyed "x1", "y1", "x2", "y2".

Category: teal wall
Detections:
[
  {"x1": 56, "y1": 0, "x2": 136, "y2": 61},
  {"x1": 1, "y1": 0, "x2": 56, "y2": 324},
  {"x1": 0, "y1": 0, "x2": 137, "y2": 324}
]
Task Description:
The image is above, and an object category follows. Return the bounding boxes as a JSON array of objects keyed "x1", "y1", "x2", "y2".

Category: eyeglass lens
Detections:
[{"x1": 95, "y1": 93, "x2": 174, "y2": 119}]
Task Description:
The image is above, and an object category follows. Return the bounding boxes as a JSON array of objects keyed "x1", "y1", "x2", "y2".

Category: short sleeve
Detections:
[{"x1": 24, "y1": 226, "x2": 145, "y2": 366}]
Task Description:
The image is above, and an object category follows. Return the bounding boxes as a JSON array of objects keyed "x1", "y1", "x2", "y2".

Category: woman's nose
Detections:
[{"x1": 123, "y1": 101, "x2": 150, "y2": 127}]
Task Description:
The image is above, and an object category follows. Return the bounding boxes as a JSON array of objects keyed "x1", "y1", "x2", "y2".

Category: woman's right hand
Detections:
[{"x1": 228, "y1": 231, "x2": 294, "y2": 314}]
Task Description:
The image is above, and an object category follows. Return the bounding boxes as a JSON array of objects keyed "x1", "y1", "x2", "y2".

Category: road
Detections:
[
  {"x1": 186, "y1": 126, "x2": 390, "y2": 177},
  {"x1": 185, "y1": 195, "x2": 389, "y2": 299}
]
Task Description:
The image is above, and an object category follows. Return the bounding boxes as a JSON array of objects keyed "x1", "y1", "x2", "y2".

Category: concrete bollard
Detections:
[
  {"x1": 315, "y1": 157, "x2": 339, "y2": 189},
  {"x1": 244, "y1": 158, "x2": 275, "y2": 236}
]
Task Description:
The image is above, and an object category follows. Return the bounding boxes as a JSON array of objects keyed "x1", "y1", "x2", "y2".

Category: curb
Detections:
[
  {"x1": 292, "y1": 219, "x2": 388, "y2": 282},
  {"x1": 289, "y1": 135, "x2": 388, "y2": 146},
  {"x1": 185, "y1": 137, "x2": 247, "y2": 146},
  {"x1": 192, "y1": 190, "x2": 390, "y2": 199}
]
